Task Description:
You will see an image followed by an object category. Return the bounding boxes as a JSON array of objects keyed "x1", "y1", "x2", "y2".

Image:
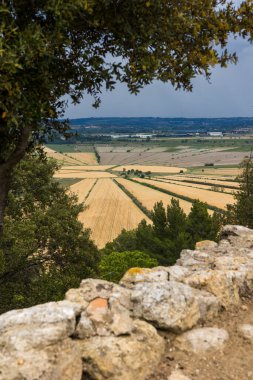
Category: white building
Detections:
[{"x1": 207, "y1": 132, "x2": 223, "y2": 137}]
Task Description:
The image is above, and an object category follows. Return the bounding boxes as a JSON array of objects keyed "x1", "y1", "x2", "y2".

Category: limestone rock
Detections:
[
  {"x1": 192, "y1": 289, "x2": 221, "y2": 320},
  {"x1": 166, "y1": 265, "x2": 192, "y2": 282},
  {"x1": 120, "y1": 267, "x2": 169, "y2": 287},
  {"x1": 168, "y1": 370, "x2": 192, "y2": 380},
  {"x1": 130, "y1": 281, "x2": 201, "y2": 332},
  {"x1": 195, "y1": 240, "x2": 218, "y2": 251},
  {"x1": 0, "y1": 302, "x2": 82, "y2": 380},
  {"x1": 79, "y1": 320, "x2": 165, "y2": 380},
  {"x1": 66, "y1": 279, "x2": 134, "y2": 338},
  {"x1": 182, "y1": 269, "x2": 241, "y2": 307},
  {"x1": 66, "y1": 278, "x2": 132, "y2": 310},
  {"x1": 221, "y1": 225, "x2": 253, "y2": 239},
  {"x1": 0, "y1": 301, "x2": 80, "y2": 348},
  {"x1": 174, "y1": 327, "x2": 229, "y2": 353},
  {"x1": 238, "y1": 324, "x2": 253, "y2": 342},
  {"x1": 176, "y1": 249, "x2": 215, "y2": 270}
]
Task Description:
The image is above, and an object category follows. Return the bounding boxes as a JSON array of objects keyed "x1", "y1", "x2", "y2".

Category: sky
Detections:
[{"x1": 65, "y1": 36, "x2": 253, "y2": 119}]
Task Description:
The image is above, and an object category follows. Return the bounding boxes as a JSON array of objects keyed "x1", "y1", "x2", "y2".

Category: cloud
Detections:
[{"x1": 65, "y1": 37, "x2": 253, "y2": 118}]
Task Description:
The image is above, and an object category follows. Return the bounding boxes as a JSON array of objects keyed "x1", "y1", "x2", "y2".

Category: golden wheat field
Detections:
[
  {"x1": 69, "y1": 179, "x2": 97, "y2": 202},
  {"x1": 189, "y1": 168, "x2": 241, "y2": 177},
  {"x1": 78, "y1": 179, "x2": 150, "y2": 248},
  {"x1": 65, "y1": 152, "x2": 98, "y2": 165},
  {"x1": 135, "y1": 178, "x2": 234, "y2": 210},
  {"x1": 54, "y1": 170, "x2": 116, "y2": 179},
  {"x1": 156, "y1": 178, "x2": 236, "y2": 194},
  {"x1": 44, "y1": 147, "x2": 80, "y2": 165},
  {"x1": 162, "y1": 175, "x2": 240, "y2": 188},
  {"x1": 112, "y1": 165, "x2": 186, "y2": 173},
  {"x1": 115, "y1": 178, "x2": 193, "y2": 214},
  {"x1": 61, "y1": 165, "x2": 114, "y2": 171}
]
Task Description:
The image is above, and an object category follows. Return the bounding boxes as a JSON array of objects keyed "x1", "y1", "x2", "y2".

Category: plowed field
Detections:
[{"x1": 78, "y1": 179, "x2": 150, "y2": 247}]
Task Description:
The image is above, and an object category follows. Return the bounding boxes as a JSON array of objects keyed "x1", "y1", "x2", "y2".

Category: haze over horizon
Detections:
[{"x1": 65, "y1": 36, "x2": 253, "y2": 120}]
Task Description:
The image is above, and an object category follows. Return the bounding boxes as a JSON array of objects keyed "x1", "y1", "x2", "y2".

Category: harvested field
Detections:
[
  {"x1": 112, "y1": 165, "x2": 186, "y2": 173},
  {"x1": 44, "y1": 147, "x2": 80, "y2": 165},
  {"x1": 190, "y1": 167, "x2": 241, "y2": 176},
  {"x1": 65, "y1": 152, "x2": 97, "y2": 165},
  {"x1": 78, "y1": 179, "x2": 150, "y2": 248},
  {"x1": 69, "y1": 179, "x2": 97, "y2": 203},
  {"x1": 135, "y1": 178, "x2": 234, "y2": 210},
  {"x1": 54, "y1": 170, "x2": 116, "y2": 179},
  {"x1": 61, "y1": 165, "x2": 114, "y2": 171},
  {"x1": 162, "y1": 175, "x2": 240, "y2": 188},
  {"x1": 153, "y1": 178, "x2": 236, "y2": 194},
  {"x1": 115, "y1": 178, "x2": 193, "y2": 214},
  {"x1": 98, "y1": 148, "x2": 247, "y2": 167}
]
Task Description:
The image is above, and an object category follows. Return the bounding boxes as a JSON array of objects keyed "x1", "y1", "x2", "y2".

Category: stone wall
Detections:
[{"x1": 1, "y1": 225, "x2": 253, "y2": 380}]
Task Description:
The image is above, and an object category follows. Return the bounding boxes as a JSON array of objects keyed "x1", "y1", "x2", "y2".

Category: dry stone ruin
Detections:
[{"x1": 1, "y1": 225, "x2": 253, "y2": 380}]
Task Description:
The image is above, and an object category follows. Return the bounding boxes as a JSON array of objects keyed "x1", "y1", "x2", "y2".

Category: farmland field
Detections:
[
  {"x1": 65, "y1": 152, "x2": 97, "y2": 165},
  {"x1": 46, "y1": 137, "x2": 247, "y2": 246},
  {"x1": 69, "y1": 179, "x2": 97, "y2": 202},
  {"x1": 112, "y1": 165, "x2": 186, "y2": 173},
  {"x1": 54, "y1": 170, "x2": 116, "y2": 179},
  {"x1": 78, "y1": 179, "x2": 150, "y2": 248},
  {"x1": 155, "y1": 178, "x2": 236, "y2": 193},
  {"x1": 44, "y1": 147, "x2": 81, "y2": 165},
  {"x1": 135, "y1": 178, "x2": 234, "y2": 210},
  {"x1": 61, "y1": 165, "x2": 114, "y2": 171},
  {"x1": 115, "y1": 178, "x2": 193, "y2": 214}
]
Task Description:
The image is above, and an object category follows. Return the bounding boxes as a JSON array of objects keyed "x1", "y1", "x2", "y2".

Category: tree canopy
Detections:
[
  {"x1": 103, "y1": 199, "x2": 222, "y2": 266},
  {"x1": 0, "y1": 0, "x2": 253, "y2": 233},
  {"x1": 0, "y1": 155, "x2": 100, "y2": 313},
  {"x1": 227, "y1": 156, "x2": 253, "y2": 228}
]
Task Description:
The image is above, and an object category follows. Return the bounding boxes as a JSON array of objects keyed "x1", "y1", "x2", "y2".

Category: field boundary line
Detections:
[{"x1": 113, "y1": 179, "x2": 152, "y2": 219}]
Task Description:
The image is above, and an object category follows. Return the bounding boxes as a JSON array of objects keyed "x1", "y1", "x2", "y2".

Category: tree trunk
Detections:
[
  {"x1": 0, "y1": 167, "x2": 12, "y2": 238},
  {"x1": 0, "y1": 125, "x2": 32, "y2": 239}
]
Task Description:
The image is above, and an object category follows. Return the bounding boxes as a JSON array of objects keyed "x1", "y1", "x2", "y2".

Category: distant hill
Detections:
[{"x1": 68, "y1": 117, "x2": 253, "y2": 134}]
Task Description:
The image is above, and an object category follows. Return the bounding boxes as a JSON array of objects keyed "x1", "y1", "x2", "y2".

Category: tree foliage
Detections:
[
  {"x1": 99, "y1": 250, "x2": 158, "y2": 283},
  {"x1": 226, "y1": 156, "x2": 253, "y2": 228},
  {"x1": 0, "y1": 0, "x2": 253, "y2": 232},
  {"x1": 103, "y1": 199, "x2": 222, "y2": 265},
  {"x1": 0, "y1": 155, "x2": 100, "y2": 313}
]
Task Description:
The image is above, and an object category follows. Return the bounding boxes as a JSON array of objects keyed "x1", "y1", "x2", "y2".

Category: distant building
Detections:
[{"x1": 207, "y1": 132, "x2": 223, "y2": 137}]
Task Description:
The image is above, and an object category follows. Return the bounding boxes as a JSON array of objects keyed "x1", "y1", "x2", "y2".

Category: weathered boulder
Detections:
[
  {"x1": 79, "y1": 320, "x2": 165, "y2": 380},
  {"x1": 129, "y1": 281, "x2": 201, "y2": 332},
  {"x1": 182, "y1": 269, "x2": 241, "y2": 307},
  {"x1": 0, "y1": 301, "x2": 83, "y2": 380},
  {"x1": 176, "y1": 249, "x2": 216, "y2": 270},
  {"x1": 195, "y1": 240, "x2": 218, "y2": 251},
  {"x1": 120, "y1": 267, "x2": 169, "y2": 287},
  {"x1": 238, "y1": 324, "x2": 253, "y2": 342},
  {"x1": 174, "y1": 327, "x2": 229, "y2": 353},
  {"x1": 66, "y1": 279, "x2": 134, "y2": 338}
]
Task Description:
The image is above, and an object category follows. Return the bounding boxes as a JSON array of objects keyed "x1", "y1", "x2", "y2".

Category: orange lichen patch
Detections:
[
  {"x1": 87, "y1": 298, "x2": 108, "y2": 312},
  {"x1": 126, "y1": 267, "x2": 149, "y2": 276}
]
